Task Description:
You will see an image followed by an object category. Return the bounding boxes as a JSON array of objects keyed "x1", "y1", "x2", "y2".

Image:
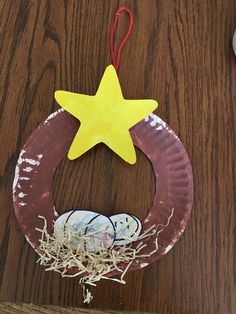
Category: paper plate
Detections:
[{"x1": 13, "y1": 109, "x2": 193, "y2": 274}]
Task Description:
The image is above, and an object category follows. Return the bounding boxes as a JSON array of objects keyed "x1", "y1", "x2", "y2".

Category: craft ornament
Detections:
[{"x1": 12, "y1": 7, "x2": 193, "y2": 304}]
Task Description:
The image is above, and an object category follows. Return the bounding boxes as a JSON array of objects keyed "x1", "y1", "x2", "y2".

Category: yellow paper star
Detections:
[{"x1": 54, "y1": 65, "x2": 157, "y2": 164}]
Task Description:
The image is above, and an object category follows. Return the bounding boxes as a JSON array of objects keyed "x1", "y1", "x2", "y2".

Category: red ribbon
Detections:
[{"x1": 110, "y1": 7, "x2": 133, "y2": 71}]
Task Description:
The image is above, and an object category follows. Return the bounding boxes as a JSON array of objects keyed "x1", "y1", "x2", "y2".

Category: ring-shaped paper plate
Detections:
[{"x1": 13, "y1": 109, "x2": 193, "y2": 275}]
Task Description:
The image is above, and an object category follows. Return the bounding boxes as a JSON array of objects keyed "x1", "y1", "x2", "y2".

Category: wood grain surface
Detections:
[
  {"x1": 0, "y1": 302, "x2": 153, "y2": 314},
  {"x1": 0, "y1": 0, "x2": 235, "y2": 313}
]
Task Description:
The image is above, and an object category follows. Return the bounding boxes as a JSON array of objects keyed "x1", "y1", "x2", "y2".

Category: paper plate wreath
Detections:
[{"x1": 13, "y1": 8, "x2": 193, "y2": 303}]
